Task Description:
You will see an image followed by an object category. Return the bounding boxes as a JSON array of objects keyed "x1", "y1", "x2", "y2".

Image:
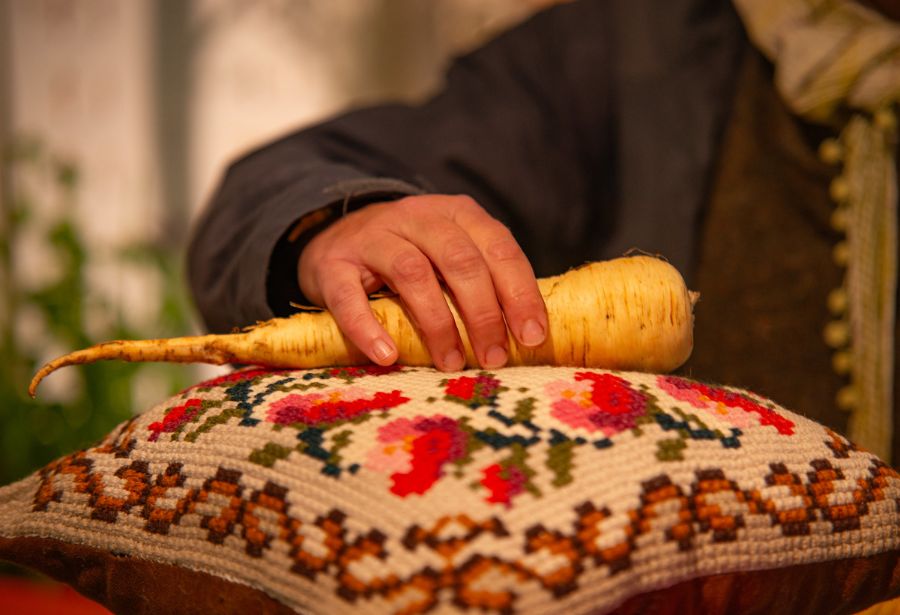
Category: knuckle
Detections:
[
  {"x1": 485, "y1": 235, "x2": 524, "y2": 263},
  {"x1": 442, "y1": 241, "x2": 484, "y2": 277},
  {"x1": 448, "y1": 194, "x2": 481, "y2": 208},
  {"x1": 464, "y1": 310, "x2": 506, "y2": 335},
  {"x1": 341, "y1": 309, "x2": 374, "y2": 336},
  {"x1": 327, "y1": 293, "x2": 373, "y2": 334},
  {"x1": 390, "y1": 250, "x2": 432, "y2": 285},
  {"x1": 390, "y1": 197, "x2": 419, "y2": 216},
  {"x1": 326, "y1": 282, "x2": 363, "y2": 314},
  {"x1": 419, "y1": 312, "x2": 458, "y2": 337},
  {"x1": 450, "y1": 194, "x2": 481, "y2": 211}
]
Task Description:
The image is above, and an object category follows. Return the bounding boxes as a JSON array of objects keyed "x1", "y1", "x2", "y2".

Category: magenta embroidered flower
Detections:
[
  {"x1": 444, "y1": 373, "x2": 505, "y2": 408},
  {"x1": 148, "y1": 398, "x2": 203, "y2": 441},
  {"x1": 545, "y1": 372, "x2": 647, "y2": 436},
  {"x1": 367, "y1": 415, "x2": 467, "y2": 496},
  {"x1": 657, "y1": 376, "x2": 795, "y2": 435},
  {"x1": 481, "y1": 463, "x2": 527, "y2": 507},
  {"x1": 266, "y1": 387, "x2": 408, "y2": 427}
]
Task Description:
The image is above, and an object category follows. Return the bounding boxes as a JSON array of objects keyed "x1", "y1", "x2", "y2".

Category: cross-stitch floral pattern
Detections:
[
  {"x1": 367, "y1": 415, "x2": 468, "y2": 496},
  {"x1": 265, "y1": 388, "x2": 408, "y2": 426},
  {"x1": 443, "y1": 373, "x2": 506, "y2": 407},
  {"x1": 140, "y1": 367, "x2": 800, "y2": 502},
  {"x1": 657, "y1": 375, "x2": 795, "y2": 435},
  {"x1": 545, "y1": 372, "x2": 647, "y2": 435},
  {"x1": 480, "y1": 463, "x2": 527, "y2": 506},
  {"x1": 3, "y1": 366, "x2": 897, "y2": 615},
  {"x1": 147, "y1": 398, "x2": 203, "y2": 441}
]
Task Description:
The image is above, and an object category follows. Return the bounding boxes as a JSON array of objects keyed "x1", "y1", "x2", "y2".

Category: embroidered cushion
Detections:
[{"x1": 1, "y1": 366, "x2": 898, "y2": 614}]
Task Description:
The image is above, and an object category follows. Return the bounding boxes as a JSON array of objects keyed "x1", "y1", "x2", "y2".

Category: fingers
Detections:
[
  {"x1": 317, "y1": 262, "x2": 398, "y2": 366},
  {"x1": 402, "y1": 218, "x2": 510, "y2": 369},
  {"x1": 450, "y1": 199, "x2": 548, "y2": 349},
  {"x1": 363, "y1": 240, "x2": 467, "y2": 371},
  {"x1": 298, "y1": 194, "x2": 546, "y2": 372}
]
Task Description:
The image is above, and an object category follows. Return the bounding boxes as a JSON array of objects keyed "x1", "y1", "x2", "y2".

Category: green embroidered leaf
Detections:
[
  {"x1": 327, "y1": 430, "x2": 353, "y2": 467},
  {"x1": 184, "y1": 407, "x2": 242, "y2": 443},
  {"x1": 452, "y1": 419, "x2": 482, "y2": 476},
  {"x1": 513, "y1": 397, "x2": 535, "y2": 423},
  {"x1": 276, "y1": 382, "x2": 327, "y2": 393},
  {"x1": 249, "y1": 442, "x2": 293, "y2": 467},
  {"x1": 656, "y1": 438, "x2": 687, "y2": 462},
  {"x1": 546, "y1": 440, "x2": 576, "y2": 487}
]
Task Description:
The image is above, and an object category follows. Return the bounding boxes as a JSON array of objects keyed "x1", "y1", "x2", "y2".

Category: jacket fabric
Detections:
[
  {"x1": 185, "y1": 1, "x2": 900, "y2": 463},
  {"x1": 187, "y1": 0, "x2": 745, "y2": 332}
]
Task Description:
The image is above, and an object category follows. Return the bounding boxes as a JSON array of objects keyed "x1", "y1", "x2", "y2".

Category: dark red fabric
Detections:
[
  {"x1": 0, "y1": 536, "x2": 295, "y2": 615},
  {"x1": 0, "y1": 577, "x2": 111, "y2": 615},
  {"x1": 2, "y1": 535, "x2": 897, "y2": 615},
  {"x1": 610, "y1": 550, "x2": 900, "y2": 615}
]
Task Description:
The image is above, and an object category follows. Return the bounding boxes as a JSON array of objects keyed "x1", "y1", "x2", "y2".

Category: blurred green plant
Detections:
[{"x1": 0, "y1": 136, "x2": 197, "y2": 485}]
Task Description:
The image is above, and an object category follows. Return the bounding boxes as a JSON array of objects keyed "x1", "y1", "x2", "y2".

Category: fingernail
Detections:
[
  {"x1": 520, "y1": 319, "x2": 545, "y2": 346},
  {"x1": 443, "y1": 349, "x2": 464, "y2": 371},
  {"x1": 372, "y1": 339, "x2": 394, "y2": 362},
  {"x1": 484, "y1": 345, "x2": 507, "y2": 369}
]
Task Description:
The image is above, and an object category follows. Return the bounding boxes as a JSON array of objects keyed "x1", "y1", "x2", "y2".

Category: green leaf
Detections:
[
  {"x1": 249, "y1": 442, "x2": 294, "y2": 468},
  {"x1": 656, "y1": 438, "x2": 687, "y2": 462},
  {"x1": 546, "y1": 440, "x2": 575, "y2": 487}
]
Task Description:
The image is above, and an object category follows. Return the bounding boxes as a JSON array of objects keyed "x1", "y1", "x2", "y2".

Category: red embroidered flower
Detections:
[
  {"x1": 367, "y1": 415, "x2": 467, "y2": 496},
  {"x1": 658, "y1": 376, "x2": 795, "y2": 435},
  {"x1": 267, "y1": 387, "x2": 408, "y2": 427},
  {"x1": 481, "y1": 463, "x2": 527, "y2": 507},
  {"x1": 546, "y1": 372, "x2": 647, "y2": 436},
  {"x1": 444, "y1": 373, "x2": 505, "y2": 407},
  {"x1": 148, "y1": 398, "x2": 203, "y2": 441}
]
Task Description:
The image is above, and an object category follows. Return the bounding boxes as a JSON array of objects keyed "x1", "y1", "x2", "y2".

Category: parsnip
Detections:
[{"x1": 28, "y1": 256, "x2": 697, "y2": 397}]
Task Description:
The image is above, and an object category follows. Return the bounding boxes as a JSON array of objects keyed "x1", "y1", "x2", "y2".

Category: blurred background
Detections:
[{"x1": 0, "y1": 0, "x2": 560, "y2": 488}]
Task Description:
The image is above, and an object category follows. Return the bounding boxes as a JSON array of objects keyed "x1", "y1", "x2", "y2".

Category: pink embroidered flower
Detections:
[
  {"x1": 481, "y1": 463, "x2": 527, "y2": 507},
  {"x1": 444, "y1": 373, "x2": 505, "y2": 407},
  {"x1": 657, "y1": 376, "x2": 795, "y2": 435},
  {"x1": 367, "y1": 415, "x2": 467, "y2": 496},
  {"x1": 545, "y1": 372, "x2": 646, "y2": 436},
  {"x1": 148, "y1": 398, "x2": 203, "y2": 441},
  {"x1": 365, "y1": 417, "x2": 419, "y2": 475},
  {"x1": 266, "y1": 387, "x2": 408, "y2": 426}
]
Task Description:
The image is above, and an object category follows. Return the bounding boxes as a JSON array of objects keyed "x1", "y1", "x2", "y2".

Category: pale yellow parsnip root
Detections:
[{"x1": 28, "y1": 256, "x2": 697, "y2": 397}]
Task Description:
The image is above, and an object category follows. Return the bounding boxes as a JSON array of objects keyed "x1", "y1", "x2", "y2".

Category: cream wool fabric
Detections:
[
  {"x1": 732, "y1": 0, "x2": 900, "y2": 461},
  {"x1": 0, "y1": 366, "x2": 897, "y2": 614}
]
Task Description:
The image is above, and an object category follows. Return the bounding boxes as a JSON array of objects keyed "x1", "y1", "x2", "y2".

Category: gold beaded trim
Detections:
[
  {"x1": 819, "y1": 107, "x2": 897, "y2": 446},
  {"x1": 819, "y1": 137, "x2": 856, "y2": 412}
]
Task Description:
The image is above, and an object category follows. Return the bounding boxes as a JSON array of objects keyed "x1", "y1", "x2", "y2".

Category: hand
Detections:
[{"x1": 297, "y1": 194, "x2": 548, "y2": 370}]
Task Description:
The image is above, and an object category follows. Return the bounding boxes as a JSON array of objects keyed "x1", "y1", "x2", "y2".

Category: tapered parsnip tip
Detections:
[
  {"x1": 28, "y1": 355, "x2": 73, "y2": 398},
  {"x1": 28, "y1": 373, "x2": 44, "y2": 398},
  {"x1": 28, "y1": 345, "x2": 111, "y2": 397},
  {"x1": 28, "y1": 335, "x2": 244, "y2": 398}
]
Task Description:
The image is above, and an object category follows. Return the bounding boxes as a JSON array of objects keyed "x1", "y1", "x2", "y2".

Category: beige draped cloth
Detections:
[{"x1": 733, "y1": 0, "x2": 899, "y2": 460}]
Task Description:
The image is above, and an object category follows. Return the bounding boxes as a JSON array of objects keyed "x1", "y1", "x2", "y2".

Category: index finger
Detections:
[{"x1": 318, "y1": 261, "x2": 399, "y2": 366}]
